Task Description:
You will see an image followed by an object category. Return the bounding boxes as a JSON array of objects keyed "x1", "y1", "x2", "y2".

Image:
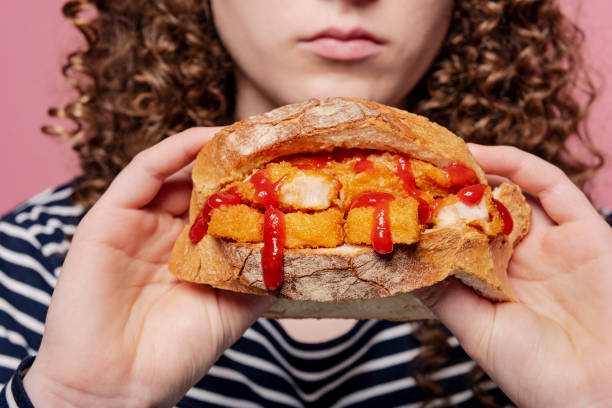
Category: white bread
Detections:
[{"x1": 168, "y1": 97, "x2": 531, "y2": 320}]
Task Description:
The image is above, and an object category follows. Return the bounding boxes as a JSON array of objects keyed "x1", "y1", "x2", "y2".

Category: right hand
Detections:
[
  {"x1": 418, "y1": 145, "x2": 612, "y2": 408},
  {"x1": 23, "y1": 128, "x2": 276, "y2": 407}
]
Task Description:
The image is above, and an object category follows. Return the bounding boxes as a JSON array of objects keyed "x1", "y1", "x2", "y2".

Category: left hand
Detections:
[
  {"x1": 24, "y1": 128, "x2": 276, "y2": 408},
  {"x1": 417, "y1": 144, "x2": 612, "y2": 408}
]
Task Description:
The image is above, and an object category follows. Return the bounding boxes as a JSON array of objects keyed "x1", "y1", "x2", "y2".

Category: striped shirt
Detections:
[{"x1": 8, "y1": 180, "x2": 608, "y2": 407}]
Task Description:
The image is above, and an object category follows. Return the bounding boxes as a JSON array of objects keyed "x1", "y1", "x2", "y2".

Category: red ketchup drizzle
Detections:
[
  {"x1": 396, "y1": 156, "x2": 430, "y2": 224},
  {"x1": 457, "y1": 184, "x2": 486, "y2": 206},
  {"x1": 332, "y1": 148, "x2": 370, "y2": 162},
  {"x1": 249, "y1": 171, "x2": 287, "y2": 290},
  {"x1": 189, "y1": 187, "x2": 242, "y2": 243},
  {"x1": 291, "y1": 154, "x2": 333, "y2": 170},
  {"x1": 430, "y1": 198, "x2": 443, "y2": 216},
  {"x1": 353, "y1": 154, "x2": 374, "y2": 174},
  {"x1": 249, "y1": 170, "x2": 284, "y2": 207},
  {"x1": 442, "y1": 161, "x2": 478, "y2": 187},
  {"x1": 352, "y1": 192, "x2": 395, "y2": 255},
  {"x1": 493, "y1": 199, "x2": 514, "y2": 235},
  {"x1": 415, "y1": 198, "x2": 431, "y2": 225},
  {"x1": 262, "y1": 206, "x2": 286, "y2": 290},
  {"x1": 396, "y1": 156, "x2": 416, "y2": 189},
  {"x1": 294, "y1": 163, "x2": 315, "y2": 170}
]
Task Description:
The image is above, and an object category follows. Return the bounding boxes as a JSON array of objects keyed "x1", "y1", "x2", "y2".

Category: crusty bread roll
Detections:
[{"x1": 169, "y1": 97, "x2": 530, "y2": 320}]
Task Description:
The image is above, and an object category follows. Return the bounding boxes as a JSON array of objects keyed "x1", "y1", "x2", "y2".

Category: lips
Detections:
[{"x1": 299, "y1": 28, "x2": 385, "y2": 61}]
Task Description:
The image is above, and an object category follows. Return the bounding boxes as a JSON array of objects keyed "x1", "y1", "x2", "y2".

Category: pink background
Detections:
[{"x1": 1, "y1": 1, "x2": 611, "y2": 215}]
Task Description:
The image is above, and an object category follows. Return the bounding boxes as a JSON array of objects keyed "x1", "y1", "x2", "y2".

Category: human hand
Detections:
[
  {"x1": 418, "y1": 145, "x2": 612, "y2": 408},
  {"x1": 23, "y1": 128, "x2": 276, "y2": 407}
]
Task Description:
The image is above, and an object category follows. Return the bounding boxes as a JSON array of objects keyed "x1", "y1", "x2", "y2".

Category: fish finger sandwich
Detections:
[{"x1": 169, "y1": 97, "x2": 530, "y2": 320}]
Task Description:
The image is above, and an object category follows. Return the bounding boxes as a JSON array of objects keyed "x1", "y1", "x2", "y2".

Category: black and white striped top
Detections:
[{"x1": 0, "y1": 180, "x2": 545, "y2": 407}]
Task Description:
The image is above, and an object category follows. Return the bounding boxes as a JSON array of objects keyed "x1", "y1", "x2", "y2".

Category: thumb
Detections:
[
  {"x1": 415, "y1": 278, "x2": 497, "y2": 356},
  {"x1": 216, "y1": 290, "x2": 278, "y2": 350}
]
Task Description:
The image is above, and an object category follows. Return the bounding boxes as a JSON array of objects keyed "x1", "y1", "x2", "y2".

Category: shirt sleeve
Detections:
[
  {"x1": 0, "y1": 182, "x2": 83, "y2": 386},
  {"x1": 0, "y1": 356, "x2": 35, "y2": 408},
  {"x1": 0, "y1": 183, "x2": 82, "y2": 408}
]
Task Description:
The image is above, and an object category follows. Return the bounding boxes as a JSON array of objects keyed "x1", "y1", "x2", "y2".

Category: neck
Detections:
[
  {"x1": 234, "y1": 69, "x2": 279, "y2": 120},
  {"x1": 278, "y1": 319, "x2": 358, "y2": 343},
  {"x1": 232, "y1": 70, "x2": 411, "y2": 120}
]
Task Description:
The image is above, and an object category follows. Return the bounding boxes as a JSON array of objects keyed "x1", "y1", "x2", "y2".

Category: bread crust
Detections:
[{"x1": 168, "y1": 97, "x2": 531, "y2": 320}]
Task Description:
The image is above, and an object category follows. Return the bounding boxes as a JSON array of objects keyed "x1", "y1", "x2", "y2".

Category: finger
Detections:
[
  {"x1": 101, "y1": 127, "x2": 221, "y2": 209},
  {"x1": 216, "y1": 290, "x2": 278, "y2": 349},
  {"x1": 147, "y1": 177, "x2": 192, "y2": 216},
  {"x1": 468, "y1": 144, "x2": 599, "y2": 224},
  {"x1": 485, "y1": 175, "x2": 553, "y2": 231},
  {"x1": 147, "y1": 166, "x2": 194, "y2": 216},
  {"x1": 526, "y1": 195, "x2": 555, "y2": 230},
  {"x1": 484, "y1": 174, "x2": 512, "y2": 188},
  {"x1": 415, "y1": 278, "x2": 497, "y2": 355},
  {"x1": 175, "y1": 284, "x2": 276, "y2": 366}
]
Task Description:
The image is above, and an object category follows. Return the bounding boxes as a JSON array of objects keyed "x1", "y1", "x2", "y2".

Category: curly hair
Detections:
[
  {"x1": 411, "y1": 0, "x2": 601, "y2": 188},
  {"x1": 45, "y1": 0, "x2": 601, "y2": 406},
  {"x1": 45, "y1": 0, "x2": 235, "y2": 204}
]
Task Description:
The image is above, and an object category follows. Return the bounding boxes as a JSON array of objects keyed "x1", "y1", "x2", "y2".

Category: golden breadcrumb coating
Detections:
[
  {"x1": 410, "y1": 159, "x2": 453, "y2": 197},
  {"x1": 208, "y1": 205, "x2": 345, "y2": 248},
  {"x1": 344, "y1": 198, "x2": 420, "y2": 245},
  {"x1": 482, "y1": 190, "x2": 504, "y2": 234},
  {"x1": 209, "y1": 151, "x2": 503, "y2": 249},
  {"x1": 339, "y1": 164, "x2": 405, "y2": 209},
  {"x1": 235, "y1": 180, "x2": 256, "y2": 205},
  {"x1": 338, "y1": 154, "x2": 442, "y2": 208},
  {"x1": 285, "y1": 208, "x2": 344, "y2": 248},
  {"x1": 208, "y1": 205, "x2": 263, "y2": 242}
]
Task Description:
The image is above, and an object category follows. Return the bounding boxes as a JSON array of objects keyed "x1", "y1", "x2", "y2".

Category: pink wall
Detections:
[
  {"x1": 1, "y1": 1, "x2": 611, "y2": 215},
  {"x1": 1, "y1": 0, "x2": 81, "y2": 214}
]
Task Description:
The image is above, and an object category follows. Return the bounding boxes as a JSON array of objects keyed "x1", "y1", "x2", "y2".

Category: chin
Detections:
[{"x1": 277, "y1": 75, "x2": 408, "y2": 109}]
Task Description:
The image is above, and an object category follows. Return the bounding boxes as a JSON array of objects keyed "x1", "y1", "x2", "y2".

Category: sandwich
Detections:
[{"x1": 169, "y1": 97, "x2": 530, "y2": 320}]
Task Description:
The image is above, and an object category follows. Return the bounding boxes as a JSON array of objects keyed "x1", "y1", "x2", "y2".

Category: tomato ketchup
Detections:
[
  {"x1": 430, "y1": 198, "x2": 444, "y2": 216},
  {"x1": 396, "y1": 156, "x2": 416, "y2": 190},
  {"x1": 249, "y1": 171, "x2": 285, "y2": 207},
  {"x1": 189, "y1": 187, "x2": 242, "y2": 243},
  {"x1": 457, "y1": 184, "x2": 486, "y2": 206},
  {"x1": 352, "y1": 152, "x2": 374, "y2": 174},
  {"x1": 248, "y1": 171, "x2": 289, "y2": 290},
  {"x1": 262, "y1": 206, "x2": 286, "y2": 290},
  {"x1": 442, "y1": 161, "x2": 477, "y2": 187},
  {"x1": 352, "y1": 192, "x2": 394, "y2": 254},
  {"x1": 396, "y1": 156, "x2": 430, "y2": 224},
  {"x1": 493, "y1": 198, "x2": 514, "y2": 235},
  {"x1": 289, "y1": 154, "x2": 333, "y2": 170}
]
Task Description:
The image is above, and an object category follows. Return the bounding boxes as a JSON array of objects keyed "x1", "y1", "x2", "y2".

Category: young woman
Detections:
[{"x1": 1, "y1": 1, "x2": 611, "y2": 407}]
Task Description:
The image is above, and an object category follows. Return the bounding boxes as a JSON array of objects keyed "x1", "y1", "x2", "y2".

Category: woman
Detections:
[{"x1": 1, "y1": 0, "x2": 611, "y2": 407}]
